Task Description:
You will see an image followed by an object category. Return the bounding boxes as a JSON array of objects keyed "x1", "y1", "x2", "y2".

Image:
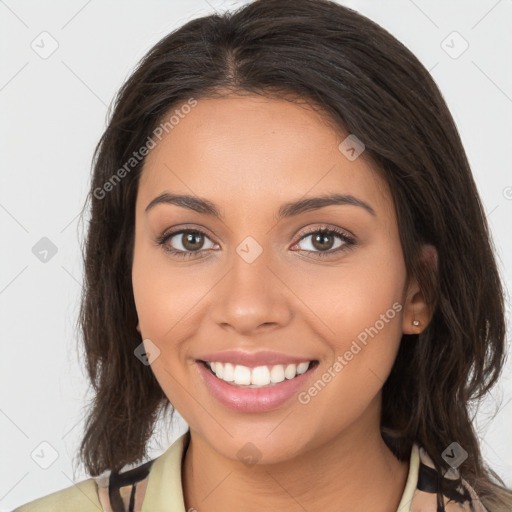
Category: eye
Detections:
[
  {"x1": 155, "y1": 225, "x2": 356, "y2": 260},
  {"x1": 156, "y1": 228, "x2": 217, "y2": 259},
  {"x1": 292, "y1": 226, "x2": 355, "y2": 258}
]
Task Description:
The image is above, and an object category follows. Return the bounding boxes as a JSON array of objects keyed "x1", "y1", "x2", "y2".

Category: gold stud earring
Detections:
[{"x1": 412, "y1": 307, "x2": 420, "y2": 327}]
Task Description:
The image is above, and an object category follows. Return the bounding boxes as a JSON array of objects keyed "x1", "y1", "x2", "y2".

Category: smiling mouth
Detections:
[{"x1": 198, "y1": 360, "x2": 319, "y2": 388}]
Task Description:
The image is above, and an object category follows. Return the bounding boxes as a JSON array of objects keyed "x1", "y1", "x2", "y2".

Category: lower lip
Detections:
[{"x1": 196, "y1": 361, "x2": 317, "y2": 413}]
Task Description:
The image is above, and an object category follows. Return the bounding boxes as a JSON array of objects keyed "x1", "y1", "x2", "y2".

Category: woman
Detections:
[{"x1": 14, "y1": 0, "x2": 512, "y2": 510}]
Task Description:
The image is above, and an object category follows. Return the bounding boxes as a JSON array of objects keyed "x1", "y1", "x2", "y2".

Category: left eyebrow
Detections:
[
  {"x1": 277, "y1": 193, "x2": 376, "y2": 218},
  {"x1": 144, "y1": 192, "x2": 376, "y2": 218}
]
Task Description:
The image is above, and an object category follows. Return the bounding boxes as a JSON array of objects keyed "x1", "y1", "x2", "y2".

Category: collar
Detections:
[{"x1": 99, "y1": 430, "x2": 487, "y2": 512}]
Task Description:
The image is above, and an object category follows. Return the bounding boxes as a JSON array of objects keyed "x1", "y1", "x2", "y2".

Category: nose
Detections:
[{"x1": 209, "y1": 241, "x2": 293, "y2": 336}]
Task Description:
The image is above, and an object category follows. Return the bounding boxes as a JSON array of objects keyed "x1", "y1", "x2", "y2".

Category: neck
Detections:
[{"x1": 182, "y1": 403, "x2": 409, "y2": 512}]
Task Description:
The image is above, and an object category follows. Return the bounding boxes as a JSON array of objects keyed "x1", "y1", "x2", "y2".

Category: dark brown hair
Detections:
[{"x1": 76, "y1": 0, "x2": 511, "y2": 509}]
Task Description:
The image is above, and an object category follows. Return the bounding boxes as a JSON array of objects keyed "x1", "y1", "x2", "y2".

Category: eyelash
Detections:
[{"x1": 155, "y1": 225, "x2": 356, "y2": 260}]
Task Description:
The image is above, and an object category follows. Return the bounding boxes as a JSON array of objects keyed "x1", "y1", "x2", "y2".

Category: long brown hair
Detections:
[{"x1": 77, "y1": 0, "x2": 511, "y2": 509}]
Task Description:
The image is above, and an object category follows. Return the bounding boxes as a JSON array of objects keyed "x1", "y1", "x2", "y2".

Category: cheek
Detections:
[
  {"x1": 132, "y1": 244, "x2": 167, "y2": 336},
  {"x1": 290, "y1": 245, "x2": 405, "y2": 409},
  {"x1": 334, "y1": 260, "x2": 405, "y2": 380},
  {"x1": 328, "y1": 263, "x2": 404, "y2": 348},
  {"x1": 132, "y1": 242, "x2": 196, "y2": 408},
  {"x1": 284, "y1": 241, "x2": 405, "y2": 346},
  {"x1": 132, "y1": 238, "x2": 208, "y2": 340}
]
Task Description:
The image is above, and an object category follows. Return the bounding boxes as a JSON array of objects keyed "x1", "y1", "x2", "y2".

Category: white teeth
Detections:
[
  {"x1": 223, "y1": 362, "x2": 235, "y2": 382},
  {"x1": 296, "y1": 362, "x2": 309, "y2": 374},
  {"x1": 284, "y1": 364, "x2": 296, "y2": 380},
  {"x1": 270, "y1": 364, "x2": 285, "y2": 383},
  {"x1": 233, "y1": 365, "x2": 251, "y2": 385},
  {"x1": 213, "y1": 362, "x2": 224, "y2": 379},
  {"x1": 205, "y1": 360, "x2": 313, "y2": 387},
  {"x1": 251, "y1": 365, "x2": 270, "y2": 386}
]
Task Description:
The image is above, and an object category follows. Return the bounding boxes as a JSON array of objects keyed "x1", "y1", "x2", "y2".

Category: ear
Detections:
[
  {"x1": 136, "y1": 321, "x2": 141, "y2": 334},
  {"x1": 402, "y1": 244, "x2": 437, "y2": 335}
]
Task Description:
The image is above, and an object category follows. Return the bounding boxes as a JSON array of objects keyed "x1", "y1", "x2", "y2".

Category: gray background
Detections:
[{"x1": 1, "y1": 0, "x2": 511, "y2": 509}]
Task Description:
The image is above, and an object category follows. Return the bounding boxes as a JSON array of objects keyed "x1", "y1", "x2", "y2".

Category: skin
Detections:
[{"x1": 132, "y1": 94, "x2": 435, "y2": 512}]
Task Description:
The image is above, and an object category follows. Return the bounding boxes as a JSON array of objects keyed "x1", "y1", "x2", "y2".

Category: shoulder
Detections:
[
  {"x1": 410, "y1": 445, "x2": 488, "y2": 512},
  {"x1": 12, "y1": 457, "x2": 156, "y2": 512},
  {"x1": 12, "y1": 478, "x2": 100, "y2": 512},
  {"x1": 12, "y1": 432, "x2": 190, "y2": 512},
  {"x1": 96, "y1": 457, "x2": 155, "y2": 511}
]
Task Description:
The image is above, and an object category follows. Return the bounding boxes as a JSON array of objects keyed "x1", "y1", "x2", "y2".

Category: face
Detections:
[{"x1": 132, "y1": 94, "x2": 424, "y2": 464}]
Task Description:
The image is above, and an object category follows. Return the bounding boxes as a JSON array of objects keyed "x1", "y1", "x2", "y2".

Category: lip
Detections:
[
  {"x1": 195, "y1": 359, "x2": 318, "y2": 413},
  {"x1": 196, "y1": 350, "x2": 315, "y2": 368}
]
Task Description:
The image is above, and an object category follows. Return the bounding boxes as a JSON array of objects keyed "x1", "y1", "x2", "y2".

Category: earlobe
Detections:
[
  {"x1": 402, "y1": 286, "x2": 428, "y2": 335},
  {"x1": 402, "y1": 244, "x2": 438, "y2": 335},
  {"x1": 136, "y1": 322, "x2": 141, "y2": 334}
]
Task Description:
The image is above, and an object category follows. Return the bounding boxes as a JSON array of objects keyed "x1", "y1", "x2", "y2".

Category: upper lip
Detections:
[{"x1": 197, "y1": 350, "x2": 317, "y2": 368}]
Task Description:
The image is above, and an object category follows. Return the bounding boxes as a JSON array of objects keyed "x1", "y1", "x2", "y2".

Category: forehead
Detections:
[{"x1": 138, "y1": 94, "x2": 391, "y2": 218}]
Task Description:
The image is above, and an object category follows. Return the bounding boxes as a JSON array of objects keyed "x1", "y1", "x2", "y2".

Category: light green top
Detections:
[
  {"x1": 13, "y1": 432, "x2": 189, "y2": 512},
  {"x1": 16, "y1": 433, "x2": 487, "y2": 512}
]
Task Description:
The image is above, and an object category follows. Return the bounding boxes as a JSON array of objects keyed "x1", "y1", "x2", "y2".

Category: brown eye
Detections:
[
  {"x1": 157, "y1": 229, "x2": 217, "y2": 258},
  {"x1": 180, "y1": 231, "x2": 206, "y2": 251},
  {"x1": 293, "y1": 227, "x2": 356, "y2": 258},
  {"x1": 297, "y1": 229, "x2": 346, "y2": 252},
  {"x1": 311, "y1": 232, "x2": 336, "y2": 251}
]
